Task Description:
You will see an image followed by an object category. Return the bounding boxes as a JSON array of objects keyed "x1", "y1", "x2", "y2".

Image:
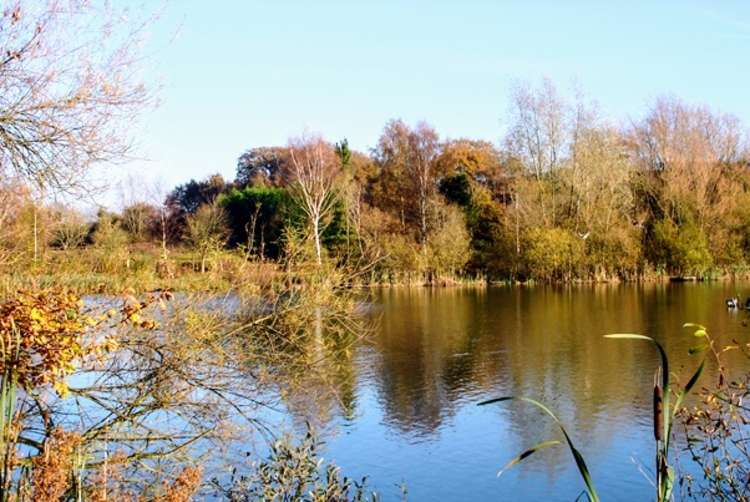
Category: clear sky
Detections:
[{"x1": 110, "y1": 0, "x2": 750, "y2": 206}]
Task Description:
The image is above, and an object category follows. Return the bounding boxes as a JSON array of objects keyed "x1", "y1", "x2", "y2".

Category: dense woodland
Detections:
[{"x1": 2, "y1": 81, "x2": 749, "y2": 283}]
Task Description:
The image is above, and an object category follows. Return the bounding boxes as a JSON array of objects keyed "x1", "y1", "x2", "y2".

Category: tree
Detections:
[
  {"x1": 165, "y1": 174, "x2": 230, "y2": 243},
  {"x1": 185, "y1": 202, "x2": 228, "y2": 273},
  {"x1": 0, "y1": 179, "x2": 30, "y2": 266},
  {"x1": 219, "y1": 186, "x2": 290, "y2": 259},
  {"x1": 0, "y1": 2, "x2": 153, "y2": 193},
  {"x1": 523, "y1": 227, "x2": 584, "y2": 281},
  {"x1": 504, "y1": 79, "x2": 569, "y2": 227},
  {"x1": 630, "y1": 97, "x2": 745, "y2": 225},
  {"x1": 236, "y1": 147, "x2": 290, "y2": 187},
  {"x1": 91, "y1": 210, "x2": 130, "y2": 272},
  {"x1": 425, "y1": 203, "x2": 470, "y2": 279},
  {"x1": 649, "y1": 215, "x2": 712, "y2": 276},
  {"x1": 166, "y1": 174, "x2": 229, "y2": 216},
  {"x1": 121, "y1": 202, "x2": 159, "y2": 243},
  {"x1": 337, "y1": 144, "x2": 376, "y2": 260},
  {"x1": 630, "y1": 97, "x2": 747, "y2": 274},
  {"x1": 435, "y1": 139, "x2": 503, "y2": 188},
  {"x1": 372, "y1": 120, "x2": 441, "y2": 244},
  {"x1": 563, "y1": 126, "x2": 640, "y2": 278},
  {"x1": 49, "y1": 207, "x2": 88, "y2": 251},
  {"x1": 285, "y1": 134, "x2": 342, "y2": 265}
]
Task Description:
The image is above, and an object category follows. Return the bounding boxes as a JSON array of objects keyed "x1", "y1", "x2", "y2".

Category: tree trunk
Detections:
[
  {"x1": 313, "y1": 216, "x2": 322, "y2": 265},
  {"x1": 33, "y1": 206, "x2": 38, "y2": 263}
]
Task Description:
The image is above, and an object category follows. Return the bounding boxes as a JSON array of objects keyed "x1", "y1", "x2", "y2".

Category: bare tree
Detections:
[
  {"x1": 49, "y1": 205, "x2": 88, "y2": 250},
  {"x1": 408, "y1": 123, "x2": 440, "y2": 245},
  {"x1": 0, "y1": 1, "x2": 155, "y2": 193},
  {"x1": 150, "y1": 179, "x2": 174, "y2": 261},
  {"x1": 630, "y1": 97, "x2": 745, "y2": 225},
  {"x1": 505, "y1": 79, "x2": 569, "y2": 226},
  {"x1": 286, "y1": 134, "x2": 341, "y2": 265}
]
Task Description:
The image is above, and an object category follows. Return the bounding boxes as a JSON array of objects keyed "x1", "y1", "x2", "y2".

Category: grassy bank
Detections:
[{"x1": 6, "y1": 245, "x2": 750, "y2": 298}]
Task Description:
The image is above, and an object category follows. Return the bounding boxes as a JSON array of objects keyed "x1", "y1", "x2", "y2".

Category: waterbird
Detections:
[{"x1": 727, "y1": 297, "x2": 740, "y2": 309}]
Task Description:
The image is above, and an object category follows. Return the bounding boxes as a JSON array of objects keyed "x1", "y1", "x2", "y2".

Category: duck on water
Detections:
[{"x1": 726, "y1": 296, "x2": 750, "y2": 309}]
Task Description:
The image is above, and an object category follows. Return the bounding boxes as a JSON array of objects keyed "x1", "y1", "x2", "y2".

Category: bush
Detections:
[
  {"x1": 92, "y1": 212, "x2": 130, "y2": 273},
  {"x1": 426, "y1": 204, "x2": 470, "y2": 279},
  {"x1": 215, "y1": 427, "x2": 379, "y2": 501},
  {"x1": 523, "y1": 227, "x2": 584, "y2": 281},
  {"x1": 649, "y1": 216, "x2": 712, "y2": 277},
  {"x1": 584, "y1": 226, "x2": 641, "y2": 280},
  {"x1": 185, "y1": 203, "x2": 229, "y2": 273},
  {"x1": 50, "y1": 210, "x2": 89, "y2": 251}
]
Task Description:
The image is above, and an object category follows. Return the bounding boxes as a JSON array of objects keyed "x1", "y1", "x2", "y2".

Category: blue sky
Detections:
[{"x1": 111, "y1": 0, "x2": 750, "y2": 205}]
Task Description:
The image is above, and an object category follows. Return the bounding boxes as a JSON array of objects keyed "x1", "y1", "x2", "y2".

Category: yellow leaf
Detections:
[{"x1": 53, "y1": 380, "x2": 70, "y2": 398}]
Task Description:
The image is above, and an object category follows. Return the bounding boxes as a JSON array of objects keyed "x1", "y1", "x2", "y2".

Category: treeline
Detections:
[{"x1": 4, "y1": 80, "x2": 750, "y2": 283}]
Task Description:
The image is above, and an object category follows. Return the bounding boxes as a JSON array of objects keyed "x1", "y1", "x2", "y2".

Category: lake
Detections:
[{"x1": 274, "y1": 283, "x2": 749, "y2": 501}]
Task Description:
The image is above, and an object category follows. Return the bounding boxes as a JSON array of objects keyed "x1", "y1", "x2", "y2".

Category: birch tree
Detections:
[{"x1": 286, "y1": 134, "x2": 341, "y2": 265}]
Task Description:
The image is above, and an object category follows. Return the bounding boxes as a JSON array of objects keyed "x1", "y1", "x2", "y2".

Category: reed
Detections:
[
  {"x1": 477, "y1": 396, "x2": 600, "y2": 502},
  {"x1": 479, "y1": 323, "x2": 709, "y2": 501},
  {"x1": 604, "y1": 324, "x2": 707, "y2": 502}
]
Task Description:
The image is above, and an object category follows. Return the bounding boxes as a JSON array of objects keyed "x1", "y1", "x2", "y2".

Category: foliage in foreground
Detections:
[
  {"x1": 680, "y1": 333, "x2": 750, "y2": 500},
  {"x1": 214, "y1": 427, "x2": 379, "y2": 502},
  {"x1": 479, "y1": 323, "x2": 727, "y2": 501},
  {"x1": 477, "y1": 396, "x2": 599, "y2": 502},
  {"x1": 0, "y1": 258, "x2": 375, "y2": 501}
]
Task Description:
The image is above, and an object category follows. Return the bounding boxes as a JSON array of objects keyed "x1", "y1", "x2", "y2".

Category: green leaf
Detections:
[
  {"x1": 688, "y1": 344, "x2": 709, "y2": 355},
  {"x1": 692, "y1": 329, "x2": 708, "y2": 338},
  {"x1": 497, "y1": 440, "x2": 561, "y2": 476},
  {"x1": 604, "y1": 334, "x2": 670, "y2": 447},
  {"x1": 604, "y1": 334, "x2": 668, "y2": 386},
  {"x1": 479, "y1": 396, "x2": 600, "y2": 502},
  {"x1": 682, "y1": 323, "x2": 706, "y2": 330},
  {"x1": 673, "y1": 359, "x2": 705, "y2": 415},
  {"x1": 664, "y1": 465, "x2": 675, "y2": 500}
]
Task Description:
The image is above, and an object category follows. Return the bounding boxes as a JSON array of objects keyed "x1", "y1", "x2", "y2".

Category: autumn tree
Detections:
[
  {"x1": 435, "y1": 139, "x2": 503, "y2": 186},
  {"x1": 630, "y1": 96, "x2": 747, "y2": 272},
  {"x1": 563, "y1": 126, "x2": 640, "y2": 277},
  {"x1": 0, "y1": 179, "x2": 30, "y2": 266},
  {"x1": 121, "y1": 202, "x2": 159, "y2": 243},
  {"x1": 372, "y1": 120, "x2": 441, "y2": 245},
  {"x1": 49, "y1": 206, "x2": 89, "y2": 251},
  {"x1": 91, "y1": 210, "x2": 129, "y2": 272}
]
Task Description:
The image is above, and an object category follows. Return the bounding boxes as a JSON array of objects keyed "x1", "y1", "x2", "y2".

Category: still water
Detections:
[{"x1": 282, "y1": 283, "x2": 750, "y2": 501}]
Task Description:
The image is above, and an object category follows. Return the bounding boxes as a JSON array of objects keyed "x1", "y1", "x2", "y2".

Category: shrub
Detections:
[
  {"x1": 649, "y1": 217, "x2": 712, "y2": 277},
  {"x1": 523, "y1": 227, "x2": 584, "y2": 281},
  {"x1": 185, "y1": 203, "x2": 229, "y2": 273},
  {"x1": 215, "y1": 427, "x2": 379, "y2": 501},
  {"x1": 92, "y1": 212, "x2": 130, "y2": 273},
  {"x1": 425, "y1": 204, "x2": 470, "y2": 279}
]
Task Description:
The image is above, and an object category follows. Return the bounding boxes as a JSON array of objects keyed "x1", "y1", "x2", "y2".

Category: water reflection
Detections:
[{"x1": 281, "y1": 283, "x2": 750, "y2": 500}]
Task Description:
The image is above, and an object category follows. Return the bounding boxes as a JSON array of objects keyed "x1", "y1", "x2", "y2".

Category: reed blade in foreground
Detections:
[{"x1": 478, "y1": 396, "x2": 600, "y2": 502}]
